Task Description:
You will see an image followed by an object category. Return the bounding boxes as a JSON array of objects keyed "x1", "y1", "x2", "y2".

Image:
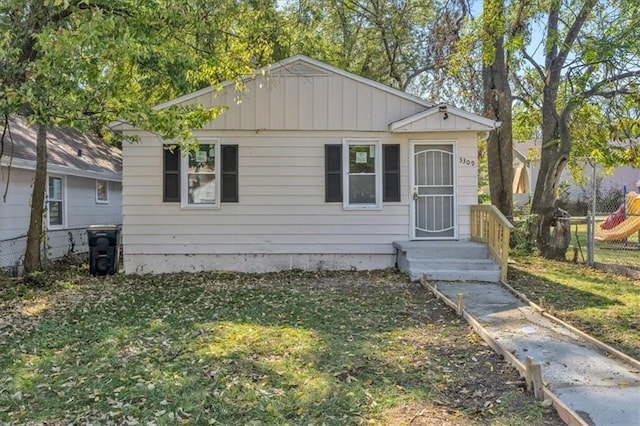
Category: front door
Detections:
[{"x1": 411, "y1": 142, "x2": 456, "y2": 239}]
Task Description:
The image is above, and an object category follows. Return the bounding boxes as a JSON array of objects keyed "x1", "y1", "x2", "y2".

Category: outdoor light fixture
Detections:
[{"x1": 439, "y1": 105, "x2": 449, "y2": 120}]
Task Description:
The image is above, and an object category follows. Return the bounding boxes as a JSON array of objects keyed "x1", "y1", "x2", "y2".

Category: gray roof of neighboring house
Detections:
[{"x1": 1, "y1": 115, "x2": 121, "y2": 178}]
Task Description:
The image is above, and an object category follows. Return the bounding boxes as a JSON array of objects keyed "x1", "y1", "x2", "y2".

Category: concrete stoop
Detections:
[{"x1": 393, "y1": 240, "x2": 501, "y2": 282}]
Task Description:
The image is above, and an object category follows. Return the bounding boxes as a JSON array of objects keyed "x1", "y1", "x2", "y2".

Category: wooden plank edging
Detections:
[
  {"x1": 420, "y1": 276, "x2": 588, "y2": 426},
  {"x1": 499, "y1": 279, "x2": 640, "y2": 371}
]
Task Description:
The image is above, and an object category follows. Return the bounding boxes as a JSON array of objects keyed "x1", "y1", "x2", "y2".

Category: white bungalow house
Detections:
[
  {"x1": 0, "y1": 116, "x2": 122, "y2": 272},
  {"x1": 118, "y1": 55, "x2": 505, "y2": 280}
]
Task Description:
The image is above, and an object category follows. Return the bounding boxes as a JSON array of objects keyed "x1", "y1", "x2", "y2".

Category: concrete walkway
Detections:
[{"x1": 431, "y1": 281, "x2": 640, "y2": 426}]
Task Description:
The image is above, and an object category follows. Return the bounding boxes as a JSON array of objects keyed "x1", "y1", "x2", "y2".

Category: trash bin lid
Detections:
[{"x1": 87, "y1": 224, "x2": 120, "y2": 231}]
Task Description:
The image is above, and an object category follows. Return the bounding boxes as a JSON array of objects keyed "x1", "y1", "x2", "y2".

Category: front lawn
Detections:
[
  {"x1": 0, "y1": 267, "x2": 560, "y2": 425},
  {"x1": 508, "y1": 256, "x2": 640, "y2": 360}
]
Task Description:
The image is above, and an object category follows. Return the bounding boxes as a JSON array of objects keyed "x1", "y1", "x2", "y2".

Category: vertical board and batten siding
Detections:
[
  {"x1": 0, "y1": 167, "x2": 122, "y2": 269},
  {"x1": 181, "y1": 73, "x2": 426, "y2": 132},
  {"x1": 122, "y1": 130, "x2": 479, "y2": 274}
]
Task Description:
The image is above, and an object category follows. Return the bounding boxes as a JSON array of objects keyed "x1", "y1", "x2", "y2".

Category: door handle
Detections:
[{"x1": 412, "y1": 187, "x2": 418, "y2": 201}]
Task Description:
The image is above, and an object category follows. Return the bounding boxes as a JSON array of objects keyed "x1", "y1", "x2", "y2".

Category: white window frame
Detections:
[
  {"x1": 181, "y1": 138, "x2": 221, "y2": 209},
  {"x1": 96, "y1": 180, "x2": 109, "y2": 204},
  {"x1": 342, "y1": 139, "x2": 382, "y2": 210},
  {"x1": 47, "y1": 175, "x2": 66, "y2": 229}
]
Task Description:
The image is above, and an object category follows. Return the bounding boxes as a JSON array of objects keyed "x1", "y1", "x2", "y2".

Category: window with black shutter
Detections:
[
  {"x1": 163, "y1": 146, "x2": 181, "y2": 202},
  {"x1": 325, "y1": 144, "x2": 342, "y2": 202},
  {"x1": 221, "y1": 145, "x2": 238, "y2": 202},
  {"x1": 383, "y1": 144, "x2": 401, "y2": 202},
  {"x1": 325, "y1": 142, "x2": 401, "y2": 205}
]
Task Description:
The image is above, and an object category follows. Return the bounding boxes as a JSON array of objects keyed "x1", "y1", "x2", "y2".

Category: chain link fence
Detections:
[
  {"x1": 0, "y1": 227, "x2": 92, "y2": 275},
  {"x1": 563, "y1": 163, "x2": 639, "y2": 276},
  {"x1": 512, "y1": 163, "x2": 639, "y2": 277}
]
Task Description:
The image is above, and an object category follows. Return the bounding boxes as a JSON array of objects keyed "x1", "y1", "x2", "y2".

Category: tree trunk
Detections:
[
  {"x1": 482, "y1": 1, "x2": 513, "y2": 220},
  {"x1": 24, "y1": 124, "x2": 47, "y2": 273},
  {"x1": 531, "y1": 85, "x2": 572, "y2": 259}
]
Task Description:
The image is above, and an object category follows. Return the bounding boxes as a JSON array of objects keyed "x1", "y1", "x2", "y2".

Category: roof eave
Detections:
[{"x1": 1, "y1": 158, "x2": 121, "y2": 181}]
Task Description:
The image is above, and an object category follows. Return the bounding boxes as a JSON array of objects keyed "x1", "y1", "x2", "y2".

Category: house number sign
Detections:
[{"x1": 459, "y1": 157, "x2": 475, "y2": 167}]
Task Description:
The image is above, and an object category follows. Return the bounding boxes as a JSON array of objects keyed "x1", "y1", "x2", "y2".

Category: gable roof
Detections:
[
  {"x1": 1, "y1": 115, "x2": 121, "y2": 181},
  {"x1": 389, "y1": 104, "x2": 499, "y2": 132},
  {"x1": 153, "y1": 54, "x2": 432, "y2": 111}
]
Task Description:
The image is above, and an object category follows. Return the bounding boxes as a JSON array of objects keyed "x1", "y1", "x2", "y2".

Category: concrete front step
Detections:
[
  {"x1": 394, "y1": 240, "x2": 501, "y2": 282},
  {"x1": 393, "y1": 240, "x2": 489, "y2": 259}
]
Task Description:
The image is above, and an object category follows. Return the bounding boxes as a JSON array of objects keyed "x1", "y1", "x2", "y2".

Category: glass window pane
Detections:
[
  {"x1": 96, "y1": 180, "x2": 108, "y2": 201},
  {"x1": 49, "y1": 177, "x2": 62, "y2": 200},
  {"x1": 49, "y1": 201, "x2": 62, "y2": 225},
  {"x1": 349, "y1": 145, "x2": 375, "y2": 173},
  {"x1": 189, "y1": 144, "x2": 215, "y2": 173},
  {"x1": 188, "y1": 174, "x2": 216, "y2": 204},
  {"x1": 349, "y1": 175, "x2": 376, "y2": 204}
]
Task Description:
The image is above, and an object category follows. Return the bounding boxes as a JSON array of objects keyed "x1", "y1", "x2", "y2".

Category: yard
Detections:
[
  {"x1": 569, "y1": 222, "x2": 639, "y2": 267},
  {"x1": 508, "y1": 256, "x2": 640, "y2": 360},
  {"x1": 0, "y1": 267, "x2": 560, "y2": 425}
]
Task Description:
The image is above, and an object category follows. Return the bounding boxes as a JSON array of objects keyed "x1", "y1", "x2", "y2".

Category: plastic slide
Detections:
[{"x1": 596, "y1": 192, "x2": 640, "y2": 241}]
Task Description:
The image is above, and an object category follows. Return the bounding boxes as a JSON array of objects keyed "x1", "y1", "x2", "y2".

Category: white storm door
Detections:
[{"x1": 411, "y1": 142, "x2": 456, "y2": 239}]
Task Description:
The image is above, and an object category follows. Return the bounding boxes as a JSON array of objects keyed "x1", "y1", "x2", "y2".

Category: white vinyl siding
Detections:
[{"x1": 121, "y1": 130, "x2": 479, "y2": 273}]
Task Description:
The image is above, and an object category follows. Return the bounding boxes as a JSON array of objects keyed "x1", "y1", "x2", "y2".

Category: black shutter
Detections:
[
  {"x1": 221, "y1": 145, "x2": 239, "y2": 202},
  {"x1": 383, "y1": 144, "x2": 400, "y2": 202},
  {"x1": 325, "y1": 144, "x2": 342, "y2": 202},
  {"x1": 163, "y1": 146, "x2": 181, "y2": 202}
]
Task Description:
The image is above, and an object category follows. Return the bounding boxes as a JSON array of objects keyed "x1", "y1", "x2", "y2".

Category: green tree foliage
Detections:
[
  {"x1": 452, "y1": 0, "x2": 640, "y2": 259},
  {"x1": 0, "y1": 0, "x2": 281, "y2": 272},
  {"x1": 278, "y1": 0, "x2": 468, "y2": 95}
]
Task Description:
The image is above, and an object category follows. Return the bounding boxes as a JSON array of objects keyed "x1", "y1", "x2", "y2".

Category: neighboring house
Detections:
[
  {"x1": 513, "y1": 139, "x2": 640, "y2": 207},
  {"x1": 512, "y1": 146, "x2": 532, "y2": 206},
  {"x1": 118, "y1": 55, "x2": 497, "y2": 274},
  {"x1": 0, "y1": 116, "x2": 122, "y2": 271}
]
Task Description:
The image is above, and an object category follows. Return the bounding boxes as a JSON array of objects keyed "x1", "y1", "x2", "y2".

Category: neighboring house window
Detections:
[
  {"x1": 163, "y1": 142, "x2": 238, "y2": 204},
  {"x1": 48, "y1": 176, "x2": 64, "y2": 227},
  {"x1": 325, "y1": 141, "x2": 400, "y2": 207},
  {"x1": 96, "y1": 180, "x2": 109, "y2": 203}
]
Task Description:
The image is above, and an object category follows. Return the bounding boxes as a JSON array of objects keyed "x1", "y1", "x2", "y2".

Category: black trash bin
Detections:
[{"x1": 87, "y1": 225, "x2": 120, "y2": 276}]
